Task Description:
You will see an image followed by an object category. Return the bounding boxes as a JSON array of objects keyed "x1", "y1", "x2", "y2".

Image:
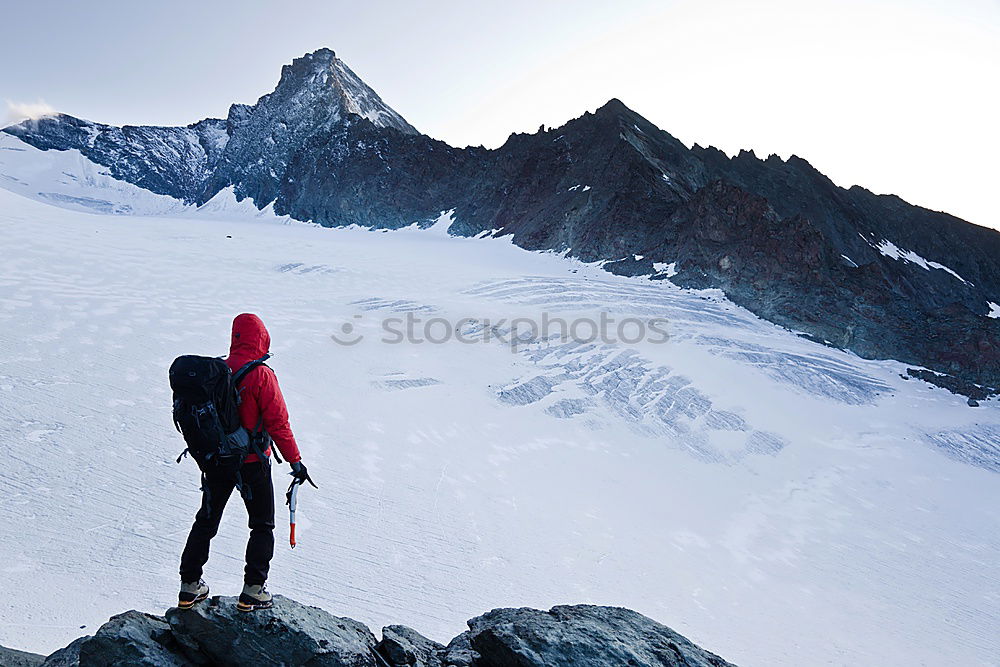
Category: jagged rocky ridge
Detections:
[
  {"x1": 0, "y1": 596, "x2": 735, "y2": 666},
  {"x1": 6, "y1": 48, "x2": 1000, "y2": 397}
]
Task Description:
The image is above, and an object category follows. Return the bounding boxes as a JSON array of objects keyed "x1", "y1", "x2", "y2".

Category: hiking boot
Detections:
[
  {"x1": 178, "y1": 579, "x2": 209, "y2": 609},
  {"x1": 237, "y1": 583, "x2": 273, "y2": 612}
]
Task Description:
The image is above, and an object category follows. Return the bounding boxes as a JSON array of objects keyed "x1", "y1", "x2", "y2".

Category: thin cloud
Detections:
[{"x1": 4, "y1": 99, "x2": 57, "y2": 126}]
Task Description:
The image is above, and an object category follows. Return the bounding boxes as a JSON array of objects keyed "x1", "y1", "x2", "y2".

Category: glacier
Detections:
[{"x1": 0, "y1": 175, "x2": 997, "y2": 666}]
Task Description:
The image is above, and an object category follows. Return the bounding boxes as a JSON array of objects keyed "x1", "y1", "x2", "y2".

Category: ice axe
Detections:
[
  {"x1": 286, "y1": 463, "x2": 317, "y2": 548},
  {"x1": 286, "y1": 481, "x2": 300, "y2": 548}
]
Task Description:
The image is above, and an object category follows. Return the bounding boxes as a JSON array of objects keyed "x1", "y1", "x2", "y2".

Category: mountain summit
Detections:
[
  {"x1": 202, "y1": 48, "x2": 417, "y2": 205},
  {"x1": 255, "y1": 47, "x2": 417, "y2": 135},
  {"x1": 307, "y1": 48, "x2": 418, "y2": 135},
  {"x1": 4, "y1": 48, "x2": 1000, "y2": 397}
]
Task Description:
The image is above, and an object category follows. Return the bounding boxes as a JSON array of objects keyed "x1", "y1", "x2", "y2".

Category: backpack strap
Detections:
[
  {"x1": 262, "y1": 415, "x2": 283, "y2": 465},
  {"x1": 232, "y1": 354, "x2": 277, "y2": 464},
  {"x1": 248, "y1": 413, "x2": 278, "y2": 465},
  {"x1": 232, "y1": 353, "x2": 272, "y2": 387}
]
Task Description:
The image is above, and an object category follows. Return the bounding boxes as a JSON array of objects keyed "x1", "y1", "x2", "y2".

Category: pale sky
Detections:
[{"x1": 2, "y1": 0, "x2": 997, "y2": 228}]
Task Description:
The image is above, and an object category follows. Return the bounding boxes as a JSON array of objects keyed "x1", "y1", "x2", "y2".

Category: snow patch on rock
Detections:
[
  {"x1": 426, "y1": 208, "x2": 456, "y2": 235},
  {"x1": 862, "y1": 233, "x2": 970, "y2": 284},
  {"x1": 653, "y1": 261, "x2": 678, "y2": 277}
]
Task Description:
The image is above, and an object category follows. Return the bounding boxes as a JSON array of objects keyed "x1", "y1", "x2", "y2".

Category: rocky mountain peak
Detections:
[
  {"x1": 589, "y1": 97, "x2": 649, "y2": 128},
  {"x1": 595, "y1": 97, "x2": 632, "y2": 115},
  {"x1": 274, "y1": 47, "x2": 417, "y2": 135},
  {"x1": 197, "y1": 47, "x2": 418, "y2": 205}
]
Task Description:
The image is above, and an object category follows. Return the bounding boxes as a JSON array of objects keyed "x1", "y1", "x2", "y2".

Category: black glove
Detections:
[{"x1": 289, "y1": 461, "x2": 318, "y2": 488}]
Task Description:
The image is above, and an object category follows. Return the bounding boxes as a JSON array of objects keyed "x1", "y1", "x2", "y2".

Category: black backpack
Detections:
[{"x1": 169, "y1": 354, "x2": 272, "y2": 494}]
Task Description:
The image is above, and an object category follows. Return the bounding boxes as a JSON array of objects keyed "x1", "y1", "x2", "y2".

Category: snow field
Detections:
[{"x1": 0, "y1": 182, "x2": 997, "y2": 665}]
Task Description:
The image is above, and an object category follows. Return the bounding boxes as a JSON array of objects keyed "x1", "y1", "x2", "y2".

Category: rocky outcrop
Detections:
[
  {"x1": 377, "y1": 625, "x2": 447, "y2": 667},
  {"x1": 80, "y1": 611, "x2": 186, "y2": 666},
  {"x1": 465, "y1": 605, "x2": 734, "y2": 667},
  {"x1": 5, "y1": 48, "x2": 1000, "y2": 397},
  {"x1": 166, "y1": 595, "x2": 378, "y2": 666},
  {"x1": 12, "y1": 597, "x2": 736, "y2": 667}
]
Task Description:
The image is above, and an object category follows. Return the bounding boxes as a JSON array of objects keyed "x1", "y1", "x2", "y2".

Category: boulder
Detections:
[
  {"x1": 42, "y1": 636, "x2": 89, "y2": 666},
  {"x1": 441, "y1": 632, "x2": 479, "y2": 667},
  {"x1": 78, "y1": 611, "x2": 191, "y2": 667},
  {"x1": 377, "y1": 624, "x2": 446, "y2": 666},
  {"x1": 465, "y1": 605, "x2": 735, "y2": 667},
  {"x1": 165, "y1": 595, "x2": 378, "y2": 666}
]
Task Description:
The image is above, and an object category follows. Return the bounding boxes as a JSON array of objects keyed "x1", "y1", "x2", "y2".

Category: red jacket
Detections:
[{"x1": 226, "y1": 313, "x2": 301, "y2": 464}]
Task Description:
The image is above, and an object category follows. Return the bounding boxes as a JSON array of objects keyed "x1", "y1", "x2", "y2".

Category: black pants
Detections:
[{"x1": 179, "y1": 461, "x2": 275, "y2": 586}]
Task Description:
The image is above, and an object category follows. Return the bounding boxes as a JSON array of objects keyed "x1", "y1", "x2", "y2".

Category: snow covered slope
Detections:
[
  {"x1": 0, "y1": 187, "x2": 997, "y2": 665},
  {"x1": 0, "y1": 132, "x2": 295, "y2": 222},
  {"x1": 0, "y1": 131, "x2": 188, "y2": 215}
]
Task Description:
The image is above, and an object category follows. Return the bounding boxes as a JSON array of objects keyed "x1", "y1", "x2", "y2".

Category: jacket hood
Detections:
[{"x1": 230, "y1": 313, "x2": 271, "y2": 360}]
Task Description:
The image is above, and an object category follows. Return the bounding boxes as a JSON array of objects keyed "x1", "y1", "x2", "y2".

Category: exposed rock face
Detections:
[
  {"x1": 464, "y1": 605, "x2": 735, "y2": 667},
  {"x1": 441, "y1": 630, "x2": 480, "y2": 667},
  {"x1": 377, "y1": 625, "x2": 447, "y2": 666},
  {"x1": 27, "y1": 598, "x2": 735, "y2": 667},
  {"x1": 77, "y1": 611, "x2": 187, "y2": 667},
  {"x1": 6, "y1": 611, "x2": 188, "y2": 667},
  {"x1": 165, "y1": 595, "x2": 378, "y2": 666},
  {"x1": 276, "y1": 118, "x2": 477, "y2": 229},
  {"x1": 5, "y1": 48, "x2": 1000, "y2": 396},
  {"x1": 657, "y1": 181, "x2": 1000, "y2": 398},
  {"x1": 5, "y1": 115, "x2": 227, "y2": 201}
]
